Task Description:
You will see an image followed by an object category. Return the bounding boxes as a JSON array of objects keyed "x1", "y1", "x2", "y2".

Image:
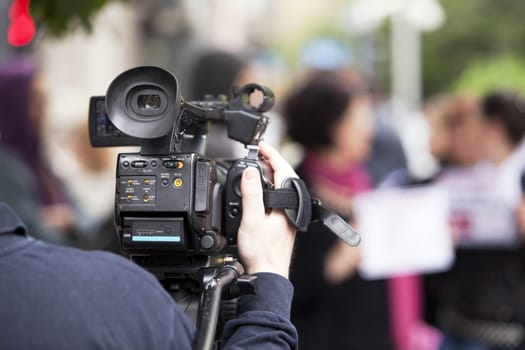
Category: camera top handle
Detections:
[
  {"x1": 179, "y1": 83, "x2": 272, "y2": 152},
  {"x1": 100, "y1": 66, "x2": 272, "y2": 156}
]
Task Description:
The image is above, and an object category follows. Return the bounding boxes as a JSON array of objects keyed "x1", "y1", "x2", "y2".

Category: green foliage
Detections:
[
  {"x1": 31, "y1": 0, "x2": 127, "y2": 37},
  {"x1": 453, "y1": 56, "x2": 525, "y2": 96},
  {"x1": 422, "y1": 0, "x2": 525, "y2": 97}
]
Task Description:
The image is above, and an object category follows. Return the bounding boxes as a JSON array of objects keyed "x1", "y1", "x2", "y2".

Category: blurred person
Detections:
[
  {"x1": 65, "y1": 123, "x2": 122, "y2": 253},
  {"x1": 187, "y1": 49, "x2": 284, "y2": 159},
  {"x1": 0, "y1": 146, "x2": 57, "y2": 242},
  {"x1": 364, "y1": 82, "x2": 409, "y2": 187},
  {"x1": 382, "y1": 93, "x2": 482, "y2": 187},
  {"x1": 283, "y1": 69, "x2": 394, "y2": 349},
  {"x1": 0, "y1": 56, "x2": 78, "y2": 242},
  {"x1": 478, "y1": 91, "x2": 525, "y2": 201},
  {"x1": 427, "y1": 94, "x2": 482, "y2": 169},
  {"x1": 424, "y1": 91, "x2": 525, "y2": 350},
  {"x1": 187, "y1": 49, "x2": 254, "y2": 159},
  {"x1": 380, "y1": 93, "x2": 483, "y2": 350},
  {"x1": 364, "y1": 104, "x2": 408, "y2": 186},
  {"x1": 0, "y1": 142, "x2": 299, "y2": 350},
  {"x1": 518, "y1": 172, "x2": 525, "y2": 237},
  {"x1": 188, "y1": 49, "x2": 247, "y2": 102}
]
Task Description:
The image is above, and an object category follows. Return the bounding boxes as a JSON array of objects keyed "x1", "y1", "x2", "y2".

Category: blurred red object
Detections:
[{"x1": 7, "y1": 0, "x2": 35, "y2": 47}]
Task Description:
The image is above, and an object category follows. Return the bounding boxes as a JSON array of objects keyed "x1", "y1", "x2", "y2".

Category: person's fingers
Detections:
[
  {"x1": 240, "y1": 166, "x2": 265, "y2": 223},
  {"x1": 258, "y1": 141, "x2": 297, "y2": 188}
]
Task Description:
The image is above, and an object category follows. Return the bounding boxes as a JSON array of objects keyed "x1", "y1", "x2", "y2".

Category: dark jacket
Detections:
[{"x1": 0, "y1": 203, "x2": 298, "y2": 350}]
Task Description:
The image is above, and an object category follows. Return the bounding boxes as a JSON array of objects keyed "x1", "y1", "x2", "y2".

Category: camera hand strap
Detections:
[
  {"x1": 263, "y1": 177, "x2": 311, "y2": 232},
  {"x1": 263, "y1": 178, "x2": 361, "y2": 246}
]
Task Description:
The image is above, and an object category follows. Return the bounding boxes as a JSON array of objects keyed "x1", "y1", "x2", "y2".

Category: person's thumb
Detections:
[{"x1": 240, "y1": 166, "x2": 264, "y2": 222}]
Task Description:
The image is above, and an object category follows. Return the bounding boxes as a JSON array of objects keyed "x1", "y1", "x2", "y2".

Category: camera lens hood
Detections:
[{"x1": 105, "y1": 66, "x2": 181, "y2": 139}]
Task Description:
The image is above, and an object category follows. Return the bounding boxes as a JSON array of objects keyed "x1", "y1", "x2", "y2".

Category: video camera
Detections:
[
  {"x1": 89, "y1": 66, "x2": 361, "y2": 349},
  {"x1": 90, "y1": 65, "x2": 360, "y2": 261},
  {"x1": 89, "y1": 66, "x2": 286, "y2": 258}
]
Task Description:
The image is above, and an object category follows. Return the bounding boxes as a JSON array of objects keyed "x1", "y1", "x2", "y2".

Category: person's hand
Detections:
[
  {"x1": 324, "y1": 241, "x2": 361, "y2": 284},
  {"x1": 517, "y1": 197, "x2": 525, "y2": 238},
  {"x1": 41, "y1": 204, "x2": 76, "y2": 233},
  {"x1": 237, "y1": 142, "x2": 298, "y2": 279},
  {"x1": 311, "y1": 183, "x2": 354, "y2": 219}
]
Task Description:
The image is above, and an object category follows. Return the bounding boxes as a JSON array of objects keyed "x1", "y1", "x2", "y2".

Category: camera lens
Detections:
[{"x1": 137, "y1": 94, "x2": 161, "y2": 111}]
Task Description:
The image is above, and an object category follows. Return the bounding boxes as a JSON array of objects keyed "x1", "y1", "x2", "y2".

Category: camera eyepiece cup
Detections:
[{"x1": 105, "y1": 66, "x2": 181, "y2": 139}]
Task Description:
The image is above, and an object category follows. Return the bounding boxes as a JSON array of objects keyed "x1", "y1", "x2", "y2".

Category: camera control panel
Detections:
[{"x1": 116, "y1": 153, "x2": 196, "y2": 212}]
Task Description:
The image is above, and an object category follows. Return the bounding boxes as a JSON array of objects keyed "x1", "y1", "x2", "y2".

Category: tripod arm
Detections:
[{"x1": 193, "y1": 261, "x2": 244, "y2": 350}]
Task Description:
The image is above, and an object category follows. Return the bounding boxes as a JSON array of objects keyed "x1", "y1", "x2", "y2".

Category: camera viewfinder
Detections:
[{"x1": 138, "y1": 94, "x2": 162, "y2": 110}]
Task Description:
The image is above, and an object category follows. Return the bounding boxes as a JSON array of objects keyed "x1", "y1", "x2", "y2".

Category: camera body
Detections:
[
  {"x1": 116, "y1": 153, "x2": 220, "y2": 255},
  {"x1": 115, "y1": 152, "x2": 265, "y2": 255},
  {"x1": 89, "y1": 66, "x2": 273, "y2": 257}
]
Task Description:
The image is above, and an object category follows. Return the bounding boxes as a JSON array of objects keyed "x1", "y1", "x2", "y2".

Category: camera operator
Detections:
[{"x1": 0, "y1": 142, "x2": 299, "y2": 350}]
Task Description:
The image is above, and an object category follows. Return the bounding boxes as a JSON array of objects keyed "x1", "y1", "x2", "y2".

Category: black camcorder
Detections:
[
  {"x1": 89, "y1": 66, "x2": 283, "y2": 258},
  {"x1": 89, "y1": 66, "x2": 361, "y2": 345},
  {"x1": 90, "y1": 66, "x2": 360, "y2": 265}
]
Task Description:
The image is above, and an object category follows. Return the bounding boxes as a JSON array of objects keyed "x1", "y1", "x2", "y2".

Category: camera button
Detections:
[
  {"x1": 163, "y1": 160, "x2": 184, "y2": 169},
  {"x1": 132, "y1": 160, "x2": 148, "y2": 168},
  {"x1": 233, "y1": 174, "x2": 242, "y2": 196},
  {"x1": 229, "y1": 206, "x2": 240, "y2": 217},
  {"x1": 200, "y1": 235, "x2": 215, "y2": 250}
]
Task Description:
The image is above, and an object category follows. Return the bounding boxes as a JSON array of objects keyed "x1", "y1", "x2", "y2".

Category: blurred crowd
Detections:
[
  {"x1": 281, "y1": 70, "x2": 525, "y2": 350},
  {"x1": 3, "y1": 44, "x2": 525, "y2": 350}
]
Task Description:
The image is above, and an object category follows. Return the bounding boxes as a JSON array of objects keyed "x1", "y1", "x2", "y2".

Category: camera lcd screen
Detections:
[
  {"x1": 89, "y1": 96, "x2": 141, "y2": 147},
  {"x1": 131, "y1": 218, "x2": 184, "y2": 244}
]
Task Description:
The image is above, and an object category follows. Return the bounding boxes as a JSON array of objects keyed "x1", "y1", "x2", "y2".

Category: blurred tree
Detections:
[
  {"x1": 453, "y1": 56, "x2": 525, "y2": 96},
  {"x1": 31, "y1": 0, "x2": 127, "y2": 37},
  {"x1": 422, "y1": 0, "x2": 525, "y2": 97}
]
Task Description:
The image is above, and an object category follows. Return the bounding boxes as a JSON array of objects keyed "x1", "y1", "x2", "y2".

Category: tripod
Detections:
[
  {"x1": 193, "y1": 260, "x2": 256, "y2": 350},
  {"x1": 135, "y1": 255, "x2": 256, "y2": 350}
]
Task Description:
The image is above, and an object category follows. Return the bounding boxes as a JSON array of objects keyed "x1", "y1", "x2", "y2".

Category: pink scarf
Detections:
[{"x1": 302, "y1": 153, "x2": 371, "y2": 195}]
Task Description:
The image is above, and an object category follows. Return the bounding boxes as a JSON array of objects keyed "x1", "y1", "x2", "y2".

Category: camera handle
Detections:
[
  {"x1": 194, "y1": 260, "x2": 256, "y2": 350},
  {"x1": 259, "y1": 172, "x2": 361, "y2": 247},
  {"x1": 239, "y1": 146, "x2": 360, "y2": 246},
  {"x1": 264, "y1": 186, "x2": 361, "y2": 247}
]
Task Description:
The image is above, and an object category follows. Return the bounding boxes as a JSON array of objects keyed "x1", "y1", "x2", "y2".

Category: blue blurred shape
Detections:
[{"x1": 299, "y1": 38, "x2": 352, "y2": 69}]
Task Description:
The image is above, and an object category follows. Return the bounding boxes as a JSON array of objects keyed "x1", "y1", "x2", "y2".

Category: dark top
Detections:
[
  {"x1": 0, "y1": 203, "x2": 298, "y2": 350},
  {"x1": 290, "y1": 166, "x2": 393, "y2": 350},
  {"x1": 0, "y1": 147, "x2": 59, "y2": 242},
  {"x1": 425, "y1": 247, "x2": 525, "y2": 324},
  {"x1": 364, "y1": 111, "x2": 408, "y2": 186}
]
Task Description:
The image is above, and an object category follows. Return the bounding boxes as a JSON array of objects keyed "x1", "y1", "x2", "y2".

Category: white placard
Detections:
[
  {"x1": 436, "y1": 166, "x2": 519, "y2": 247},
  {"x1": 353, "y1": 186, "x2": 454, "y2": 280}
]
